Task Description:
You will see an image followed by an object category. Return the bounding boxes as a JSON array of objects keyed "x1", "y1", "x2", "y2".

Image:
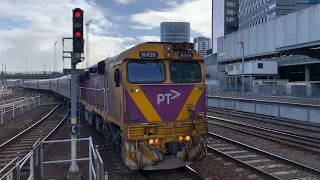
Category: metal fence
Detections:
[
  {"x1": 0, "y1": 94, "x2": 41, "y2": 124},
  {"x1": 0, "y1": 89, "x2": 12, "y2": 98},
  {"x1": 0, "y1": 138, "x2": 41, "y2": 180},
  {"x1": 0, "y1": 137, "x2": 106, "y2": 180},
  {"x1": 3, "y1": 71, "x2": 63, "y2": 75},
  {"x1": 41, "y1": 137, "x2": 106, "y2": 180},
  {"x1": 206, "y1": 83, "x2": 320, "y2": 99}
]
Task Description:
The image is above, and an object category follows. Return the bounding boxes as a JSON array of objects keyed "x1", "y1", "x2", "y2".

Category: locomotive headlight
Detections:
[
  {"x1": 135, "y1": 89, "x2": 139, "y2": 93},
  {"x1": 197, "y1": 112, "x2": 204, "y2": 118},
  {"x1": 185, "y1": 136, "x2": 191, "y2": 141},
  {"x1": 179, "y1": 136, "x2": 183, "y2": 142},
  {"x1": 148, "y1": 127, "x2": 155, "y2": 134},
  {"x1": 195, "y1": 87, "x2": 202, "y2": 91},
  {"x1": 149, "y1": 139, "x2": 154, "y2": 145}
]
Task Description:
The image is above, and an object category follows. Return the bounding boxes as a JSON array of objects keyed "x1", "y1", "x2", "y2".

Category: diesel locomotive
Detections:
[{"x1": 22, "y1": 42, "x2": 208, "y2": 170}]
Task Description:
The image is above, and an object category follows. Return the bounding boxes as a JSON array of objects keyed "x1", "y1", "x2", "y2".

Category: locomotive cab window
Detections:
[
  {"x1": 114, "y1": 68, "x2": 121, "y2": 87},
  {"x1": 126, "y1": 60, "x2": 165, "y2": 84},
  {"x1": 170, "y1": 61, "x2": 201, "y2": 83}
]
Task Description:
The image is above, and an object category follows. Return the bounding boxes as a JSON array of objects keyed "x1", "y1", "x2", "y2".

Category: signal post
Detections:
[{"x1": 67, "y1": 7, "x2": 84, "y2": 180}]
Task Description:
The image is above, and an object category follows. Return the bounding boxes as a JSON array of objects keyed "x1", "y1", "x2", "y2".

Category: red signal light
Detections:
[
  {"x1": 75, "y1": 31, "x2": 81, "y2": 37},
  {"x1": 75, "y1": 11, "x2": 81, "y2": 18}
]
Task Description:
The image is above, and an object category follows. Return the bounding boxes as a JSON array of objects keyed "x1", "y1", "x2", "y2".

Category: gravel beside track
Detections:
[
  {"x1": 0, "y1": 105, "x2": 57, "y2": 145},
  {"x1": 208, "y1": 122, "x2": 320, "y2": 175},
  {"x1": 208, "y1": 107, "x2": 320, "y2": 137},
  {"x1": 0, "y1": 104, "x2": 68, "y2": 177},
  {"x1": 188, "y1": 152, "x2": 262, "y2": 180},
  {"x1": 0, "y1": 93, "x2": 59, "y2": 144},
  {"x1": 138, "y1": 166, "x2": 204, "y2": 180},
  {"x1": 207, "y1": 133, "x2": 320, "y2": 180},
  {"x1": 207, "y1": 115, "x2": 320, "y2": 154},
  {"x1": 207, "y1": 93, "x2": 320, "y2": 105}
]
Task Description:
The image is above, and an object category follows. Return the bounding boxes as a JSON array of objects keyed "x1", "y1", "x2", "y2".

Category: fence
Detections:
[
  {"x1": 41, "y1": 137, "x2": 106, "y2": 180},
  {"x1": 0, "y1": 138, "x2": 40, "y2": 180},
  {"x1": 0, "y1": 137, "x2": 106, "y2": 180},
  {"x1": 206, "y1": 83, "x2": 320, "y2": 99},
  {"x1": 0, "y1": 89, "x2": 12, "y2": 98},
  {"x1": 0, "y1": 94, "x2": 41, "y2": 124}
]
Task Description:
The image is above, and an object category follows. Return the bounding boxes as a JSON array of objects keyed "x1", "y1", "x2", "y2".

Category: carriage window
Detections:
[
  {"x1": 126, "y1": 60, "x2": 165, "y2": 83},
  {"x1": 170, "y1": 61, "x2": 202, "y2": 83}
]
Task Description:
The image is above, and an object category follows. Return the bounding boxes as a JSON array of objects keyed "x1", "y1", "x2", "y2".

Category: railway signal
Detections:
[{"x1": 72, "y1": 8, "x2": 84, "y2": 57}]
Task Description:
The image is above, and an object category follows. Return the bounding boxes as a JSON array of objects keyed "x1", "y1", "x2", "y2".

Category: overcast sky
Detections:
[{"x1": 0, "y1": 0, "x2": 224, "y2": 72}]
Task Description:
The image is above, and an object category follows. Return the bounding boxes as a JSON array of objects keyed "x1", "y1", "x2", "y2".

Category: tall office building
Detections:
[
  {"x1": 160, "y1": 22, "x2": 190, "y2": 43},
  {"x1": 210, "y1": 0, "x2": 239, "y2": 54},
  {"x1": 224, "y1": 0, "x2": 240, "y2": 35},
  {"x1": 194, "y1": 37, "x2": 212, "y2": 57},
  {"x1": 239, "y1": 0, "x2": 320, "y2": 30}
]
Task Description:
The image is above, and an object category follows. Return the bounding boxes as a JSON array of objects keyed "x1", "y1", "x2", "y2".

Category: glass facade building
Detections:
[
  {"x1": 239, "y1": 0, "x2": 320, "y2": 30},
  {"x1": 194, "y1": 36, "x2": 212, "y2": 57},
  {"x1": 160, "y1": 22, "x2": 190, "y2": 43}
]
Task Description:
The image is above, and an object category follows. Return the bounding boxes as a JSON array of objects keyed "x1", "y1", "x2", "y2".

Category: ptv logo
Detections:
[{"x1": 157, "y1": 90, "x2": 181, "y2": 105}]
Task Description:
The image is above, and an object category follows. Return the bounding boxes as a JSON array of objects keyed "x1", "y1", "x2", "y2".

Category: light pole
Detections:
[
  {"x1": 26, "y1": 57, "x2": 28, "y2": 73},
  {"x1": 54, "y1": 41, "x2": 57, "y2": 73},
  {"x1": 85, "y1": 20, "x2": 92, "y2": 68},
  {"x1": 236, "y1": 42, "x2": 245, "y2": 95}
]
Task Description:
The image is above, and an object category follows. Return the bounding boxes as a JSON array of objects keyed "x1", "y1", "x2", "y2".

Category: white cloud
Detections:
[
  {"x1": 137, "y1": 36, "x2": 160, "y2": 42},
  {"x1": 114, "y1": 0, "x2": 134, "y2": 4},
  {"x1": 113, "y1": 15, "x2": 128, "y2": 21},
  {"x1": 165, "y1": 0, "x2": 179, "y2": 7},
  {"x1": 131, "y1": 0, "x2": 213, "y2": 37},
  {"x1": 130, "y1": 25, "x2": 154, "y2": 30},
  {"x1": 0, "y1": 0, "x2": 133, "y2": 71}
]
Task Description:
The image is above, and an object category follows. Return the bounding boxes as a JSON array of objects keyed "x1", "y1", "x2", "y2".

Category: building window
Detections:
[
  {"x1": 226, "y1": 1, "x2": 235, "y2": 7},
  {"x1": 227, "y1": 9, "x2": 234, "y2": 15},
  {"x1": 258, "y1": 63, "x2": 263, "y2": 69},
  {"x1": 226, "y1": 17, "x2": 235, "y2": 22}
]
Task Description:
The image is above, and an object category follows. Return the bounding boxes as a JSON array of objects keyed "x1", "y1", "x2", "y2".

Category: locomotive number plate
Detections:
[
  {"x1": 139, "y1": 51, "x2": 158, "y2": 58},
  {"x1": 179, "y1": 52, "x2": 193, "y2": 59}
]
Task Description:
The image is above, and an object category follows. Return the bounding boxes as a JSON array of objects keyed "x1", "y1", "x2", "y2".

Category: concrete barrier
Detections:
[{"x1": 207, "y1": 95, "x2": 320, "y2": 124}]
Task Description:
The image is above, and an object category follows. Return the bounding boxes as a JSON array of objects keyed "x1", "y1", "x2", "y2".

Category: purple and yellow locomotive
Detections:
[{"x1": 78, "y1": 42, "x2": 208, "y2": 170}]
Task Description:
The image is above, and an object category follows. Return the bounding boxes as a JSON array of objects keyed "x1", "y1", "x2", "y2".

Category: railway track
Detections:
[
  {"x1": 207, "y1": 115, "x2": 320, "y2": 154},
  {"x1": 208, "y1": 132, "x2": 320, "y2": 180},
  {"x1": 207, "y1": 107, "x2": 320, "y2": 133},
  {"x1": 0, "y1": 104, "x2": 68, "y2": 178},
  {"x1": 138, "y1": 165, "x2": 205, "y2": 180}
]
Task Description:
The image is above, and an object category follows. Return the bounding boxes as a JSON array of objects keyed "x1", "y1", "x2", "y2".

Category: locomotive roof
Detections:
[{"x1": 87, "y1": 42, "x2": 203, "y2": 69}]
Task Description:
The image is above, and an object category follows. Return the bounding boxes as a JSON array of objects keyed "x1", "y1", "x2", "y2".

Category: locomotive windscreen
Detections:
[{"x1": 126, "y1": 60, "x2": 165, "y2": 83}]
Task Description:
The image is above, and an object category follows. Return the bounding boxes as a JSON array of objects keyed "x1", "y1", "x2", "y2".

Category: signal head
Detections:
[
  {"x1": 72, "y1": 8, "x2": 84, "y2": 54},
  {"x1": 75, "y1": 12, "x2": 81, "y2": 18},
  {"x1": 73, "y1": 8, "x2": 83, "y2": 19},
  {"x1": 75, "y1": 31, "x2": 81, "y2": 37}
]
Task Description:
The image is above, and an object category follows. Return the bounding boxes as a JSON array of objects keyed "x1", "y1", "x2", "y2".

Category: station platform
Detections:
[
  {"x1": 207, "y1": 93, "x2": 320, "y2": 124},
  {"x1": 207, "y1": 93, "x2": 320, "y2": 106}
]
